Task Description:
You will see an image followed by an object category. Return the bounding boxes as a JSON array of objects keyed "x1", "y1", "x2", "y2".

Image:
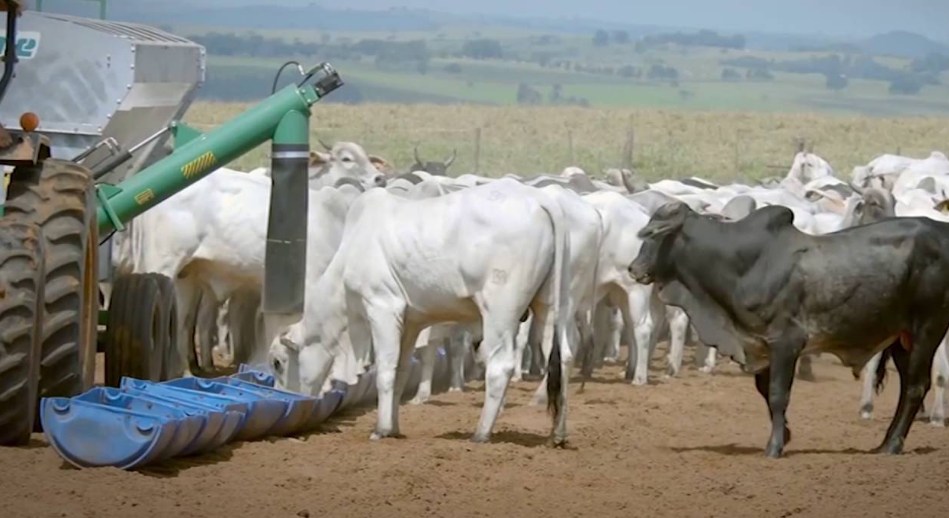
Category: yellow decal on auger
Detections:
[
  {"x1": 134, "y1": 188, "x2": 155, "y2": 205},
  {"x1": 181, "y1": 151, "x2": 217, "y2": 179}
]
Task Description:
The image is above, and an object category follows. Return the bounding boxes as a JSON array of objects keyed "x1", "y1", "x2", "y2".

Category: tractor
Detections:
[{"x1": 0, "y1": 2, "x2": 343, "y2": 446}]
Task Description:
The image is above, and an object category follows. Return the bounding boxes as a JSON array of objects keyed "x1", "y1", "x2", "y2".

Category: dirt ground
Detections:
[{"x1": 2, "y1": 348, "x2": 949, "y2": 518}]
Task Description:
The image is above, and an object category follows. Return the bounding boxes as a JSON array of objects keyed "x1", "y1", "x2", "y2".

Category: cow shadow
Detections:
[
  {"x1": 435, "y1": 429, "x2": 553, "y2": 448},
  {"x1": 667, "y1": 443, "x2": 938, "y2": 457}
]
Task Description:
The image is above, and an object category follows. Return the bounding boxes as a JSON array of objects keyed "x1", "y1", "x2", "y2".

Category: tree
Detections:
[
  {"x1": 516, "y1": 83, "x2": 543, "y2": 105},
  {"x1": 461, "y1": 38, "x2": 503, "y2": 59},
  {"x1": 443, "y1": 62, "x2": 463, "y2": 74},
  {"x1": 593, "y1": 29, "x2": 610, "y2": 47},
  {"x1": 825, "y1": 73, "x2": 848, "y2": 90},
  {"x1": 612, "y1": 30, "x2": 630, "y2": 44},
  {"x1": 889, "y1": 75, "x2": 924, "y2": 95},
  {"x1": 549, "y1": 83, "x2": 563, "y2": 103},
  {"x1": 721, "y1": 67, "x2": 741, "y2": 81}
]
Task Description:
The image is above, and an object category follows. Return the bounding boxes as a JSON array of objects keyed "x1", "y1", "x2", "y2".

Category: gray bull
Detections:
[{"x1": 628, "y1": 201, "x2": 949, "y2": 458}]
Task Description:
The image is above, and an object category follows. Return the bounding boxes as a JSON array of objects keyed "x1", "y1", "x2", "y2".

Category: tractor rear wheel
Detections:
[
  {"x1": 0, "y1": 221, "x2": 45, "y2": 446},
  {"x1": 104, "y1": 273, "x2": 168, "y2": 386},
  {"x1": 3, "y1": 158, "x2": 98, "y2": 405},
  {"x1": 153, "y1": 274, "x2": 179, "y2": 380}
]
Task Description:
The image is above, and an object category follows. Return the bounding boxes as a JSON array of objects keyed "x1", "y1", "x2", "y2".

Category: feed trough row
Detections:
[{"x1": 39, "y1": 347, "x2": 451, "y2": 470}]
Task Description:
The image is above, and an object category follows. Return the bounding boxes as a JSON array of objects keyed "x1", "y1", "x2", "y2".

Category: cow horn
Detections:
[
  {"x1": 318, "y1": 138, "x2": 332, "y2": 152},
  {"x1": 413, "y1": 144, "x2": 423, "y2": 165},
  {"x1": 443, "y1": 148, "x2": 456, "y2": 168}
]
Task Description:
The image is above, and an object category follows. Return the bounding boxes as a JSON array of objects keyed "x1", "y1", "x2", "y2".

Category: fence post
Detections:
[
  {"x1": 622, "y1": 123, "x2": 635, "y2": 169},
  {"x1": 474, "y1": 127, "x2": 482, "y2": 174}
]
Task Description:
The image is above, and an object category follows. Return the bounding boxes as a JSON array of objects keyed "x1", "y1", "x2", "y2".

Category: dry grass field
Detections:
[{"x1": 186, "y1": 102, "x2": 949, "y2": 182}]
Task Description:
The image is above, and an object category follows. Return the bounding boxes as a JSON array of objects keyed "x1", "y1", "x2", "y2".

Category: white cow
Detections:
[
  {"x1": 271, "y1": 179, "x2": 573, "y2": 444},
  {"x1": 112, "y1": 170, "x2": 365, "y2": 377},
  {"x1": 578, "y1": 190, "x2": 681, "y2": 385},
  {"x1": 519, "y1": 184, "x2": 603, "y2": 403},
  {"x1": 113, "y1": 142, "x2": 388, "y2": 375}
]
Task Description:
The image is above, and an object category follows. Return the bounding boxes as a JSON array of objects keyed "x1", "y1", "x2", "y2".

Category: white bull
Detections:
[{"x1": 271, "y1": 179, "x2": 573, "y2": 445}]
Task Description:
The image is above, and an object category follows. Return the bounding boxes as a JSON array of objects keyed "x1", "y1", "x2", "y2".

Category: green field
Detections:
[{"x1": 201, "y1": 41, "x2": 949, "y2": 116}]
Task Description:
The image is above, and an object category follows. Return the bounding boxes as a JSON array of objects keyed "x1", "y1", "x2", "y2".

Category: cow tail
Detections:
[
  {"x1": 874, "y1": 344, "x2": 893, "y2": 395},
  {"x1": 541, "y1": 195, "x2": 570, "y2": 422},
  {"x1": 579, "y1": 208, "x2": 605, "y2": 388}
]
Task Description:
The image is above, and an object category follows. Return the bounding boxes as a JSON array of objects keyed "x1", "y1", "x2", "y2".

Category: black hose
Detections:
[{"x1": 271, "y1": 60, "x2": 303, "y2": 95}]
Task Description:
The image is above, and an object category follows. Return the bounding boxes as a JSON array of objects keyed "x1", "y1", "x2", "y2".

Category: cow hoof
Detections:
[
  {"x1": 764, "y1": 448, "x2": 784, "y2": 459},
  {"x1": 699, "y1": 366, "x2": 714, "y2": 374},
  {"x1": 930, "y1": 417, "x2": 945, "y2": 428},
  {"x1": 624, "y1": 369, "x2": 635, "y2": 381},
  {"x1": 548, "y1": 436, "x2": 568, "y2": 449},
  {"x1": 470, "y1": 433, "x2": 491, "y2": 444},
  {"x1": 409, "y1": 396, "x2": 428, "y2": 405},
  {"x1": 871, "y1": 440, "x2": 903, "y2": 455},
  {"x1": 449, "y1": 386, "x2": 464, "y2": 393},
  {"x1": 664, "y1": 365, "x2": 679, "y2": 378},
  {"x1": 859, "y1": 404, "x2": 873, "y2": 420},
  {"x1": 631, "y1": 376, "x2": 648, "y2": 386},
  {"x1": 370, "y1": 430, "x2": 402, "y2": 441}
]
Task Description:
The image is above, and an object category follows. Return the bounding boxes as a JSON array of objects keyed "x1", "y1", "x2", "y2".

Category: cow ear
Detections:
[
  {"x1": 368, "y1": 154, "x2": 391, "y2": 172},
  {"x1": 638, "y1": 203, "x2": 688, "y2": 238},
  {"x1": 935, "y1": 199, "x2": 949, "y2": 214},
  {"x1": 309, "y1": 151, "x2": 331, "y2": 166}
]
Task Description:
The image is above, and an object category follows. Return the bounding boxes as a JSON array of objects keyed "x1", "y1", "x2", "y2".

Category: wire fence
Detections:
[{"x1": 185, "y1": 105, "x2": 949, "y2": 183}]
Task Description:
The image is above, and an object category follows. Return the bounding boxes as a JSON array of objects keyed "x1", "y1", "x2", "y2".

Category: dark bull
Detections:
[{"x1": 627, "y1": 201, "x2": 949, "y2": 458}]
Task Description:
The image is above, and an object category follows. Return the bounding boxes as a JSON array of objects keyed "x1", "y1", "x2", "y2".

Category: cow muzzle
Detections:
[{"x1": 628, "y1": 262, "x2": 653, "y2": 285}]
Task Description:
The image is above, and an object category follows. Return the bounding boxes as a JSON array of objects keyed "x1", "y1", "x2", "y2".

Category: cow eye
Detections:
[
  {"x1": 341, "y1": 155, "x2": 353, "y2": 162},
  {"x1": 271, "y1": 357, "x2": 282, "y2": 372}
]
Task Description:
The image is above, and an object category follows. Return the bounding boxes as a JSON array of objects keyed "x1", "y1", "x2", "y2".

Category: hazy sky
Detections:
[{"x1": 330, "y1": 0, "x2": 949, "y2": 40}]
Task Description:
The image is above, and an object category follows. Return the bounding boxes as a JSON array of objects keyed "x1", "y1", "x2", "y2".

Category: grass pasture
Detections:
[{"x1": 185, "y1": 102, "x2": 949, "y2": 181}]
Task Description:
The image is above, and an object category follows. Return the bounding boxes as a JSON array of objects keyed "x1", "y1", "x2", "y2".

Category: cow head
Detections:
[
  {"x1": 628, "y1": 201, "x2": 691, "y2": 285},
  {"x1": 409, "y1": 145, "x2": 456, "y2": 176},
  {"x1": 308, "y1": 139, "x2": 388, "y2": 189},
  {"x1": 843, "y1": 182, "x2": 897, "y2": 227},
  {"x1": 268, "y1": 328, "x2": 336, "y2": 397}
]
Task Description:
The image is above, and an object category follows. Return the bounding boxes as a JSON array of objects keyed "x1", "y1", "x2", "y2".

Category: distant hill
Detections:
[{"x1": 857, "y1": 30, "x2": 949, "y2": 59}]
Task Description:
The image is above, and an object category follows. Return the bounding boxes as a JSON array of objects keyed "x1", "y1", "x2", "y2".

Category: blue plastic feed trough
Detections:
[{"x1": 39, "y1": 345, "x2": 452, "y2": 470}]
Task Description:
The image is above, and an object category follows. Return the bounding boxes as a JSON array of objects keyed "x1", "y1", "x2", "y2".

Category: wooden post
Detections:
[
  {"x1": 473, "y1": 127, "x2": 482, "y2": 173},
  {"x1": 622, "y1": 123, "x2": 635, "y2": 169}
]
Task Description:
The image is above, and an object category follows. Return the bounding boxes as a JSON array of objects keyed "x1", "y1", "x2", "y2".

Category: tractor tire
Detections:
[
  {"x1": 151, "y1": 273, "x2": 179, "y2": 380},
  {"x1": 104, "y1": 273, "x2": 166, "y2": 387},
  {"x1": 0, "y1": 221, "x2": 46, "y2": 446},
  {"x1": 3, "y1": 158, "x2": 98, "y2": 404}
]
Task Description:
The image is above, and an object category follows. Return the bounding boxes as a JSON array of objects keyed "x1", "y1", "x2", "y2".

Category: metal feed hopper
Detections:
[{"x1": 0, "y1": 11, "x2": 205, "y2": 183}]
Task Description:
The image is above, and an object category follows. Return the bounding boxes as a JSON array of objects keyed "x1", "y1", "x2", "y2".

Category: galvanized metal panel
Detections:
[{"x1": 0, "y1": 11, "x2": 205, "y2": 170}]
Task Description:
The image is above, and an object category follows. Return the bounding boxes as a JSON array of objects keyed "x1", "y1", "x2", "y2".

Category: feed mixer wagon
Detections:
[{"x1": 0, "y1": 2, "x2": 347, "y2": 448}]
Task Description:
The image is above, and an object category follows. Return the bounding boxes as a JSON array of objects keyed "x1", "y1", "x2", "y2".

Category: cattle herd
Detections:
[{"x1": 110, "y1": 141, "x2": 949, "y2": 458}]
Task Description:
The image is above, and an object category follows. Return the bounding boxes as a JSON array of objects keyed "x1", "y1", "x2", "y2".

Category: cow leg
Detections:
[
  {"x1": 174, "y1": 278, "x2": 201, "y2": 377},
  {"x1": 874, "y1": 321, "x2": 946, "y2": 455},
  {"x1": 448, "y1": 327, "x2": 468, "y2": 392},
  {"x1": 758, "y1": 337, "x2": 803, "y2": 458},
  {"x1": 930, "y1": 340, "x2": 949, "y2": 427},
  {"x1": 369, "y1": 307, "x2": 415, "y2": 441},
  {"x1": 512, "y1": 317, "x2": 531, "y2": 382},
  {"x1": 472, "y1": 320, "x2": 518, "y2": 443},
  {"x1": 194, "y1": 291, "x2": 218, "y2": 372},
  {"x1": 796, "y1": 354, "x2": 816, "y2": 382},
  {"x1": 859, "y1": 350, "x2": 884, "y2": 419},
  {"x1": 626, "y1": 285, "x2": 656, "y2": 386},
  {"x1": 410, "y1": 342, "x2": 438, "y2": 405},
  {"x1": 526, "y1": 308, "x2": 550, "y2": 378},
  {"x1": 664, "y1": 306, "x2": 689, "y2": 378}
]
